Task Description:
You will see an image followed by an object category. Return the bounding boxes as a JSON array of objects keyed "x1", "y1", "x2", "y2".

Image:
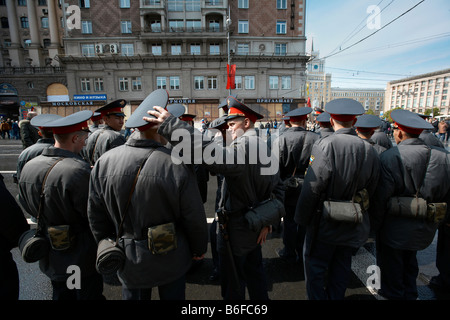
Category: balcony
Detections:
[
  {"x1": 140, "y1": 26, "x2": 227, "y2": 40},
  {"x1": 0, "y1": 66, "x2": 65, "y2": 75}
]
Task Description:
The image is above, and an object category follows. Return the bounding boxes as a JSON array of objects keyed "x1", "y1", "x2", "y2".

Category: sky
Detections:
[{"x1": 305, "y1": 0, "x2": 450, "y2": 89}]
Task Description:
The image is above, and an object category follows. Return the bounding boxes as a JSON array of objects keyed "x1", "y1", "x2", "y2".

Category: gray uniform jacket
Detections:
[
  {"x1": 294, "y1": 128, "x2": 381, "y2": 248},
  {"x1": 370, "y1": 138, "x2": 450, "y2": 251},
  {"x1": 16, "y1": 138, "x2": 54, "y2": 180},
  {"x1": 158, "y1": 115, "x2": 285, "y2": 256},
  {"x1": 88, "y1": 138, "x2": 208, "y2": 288},
  {"x1": 18, "y1": 147, "x2": 97, "y2": 281},
  {"x1": 419, "y1": 130, "x2": 445, "y2": 149},
  {"x1": 279, "y1": 127, "x2": 319, "y2": 206},
  {"x1": 84, "y1": 125, "x2": 126, "y2": 165},
  {"x1": 372, "y1": 130, "x2": 393, "y2": 150}
]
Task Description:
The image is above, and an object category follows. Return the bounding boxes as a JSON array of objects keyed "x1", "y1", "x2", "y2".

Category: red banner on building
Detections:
[{"x1": 226, "y1": 64, "x2": 236, "y2": 89}]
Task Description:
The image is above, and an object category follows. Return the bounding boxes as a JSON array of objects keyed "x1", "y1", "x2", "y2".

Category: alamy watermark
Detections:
[
  {"x1": 367, "y1": 5, "x2": 381, "y2": 30},
  {"x1": 66, "y1": 5, "x2": 81, "y2": 30}
]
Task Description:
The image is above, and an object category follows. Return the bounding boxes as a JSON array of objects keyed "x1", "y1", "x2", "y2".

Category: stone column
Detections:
[
  {"x1": 27, "y1": 0, "x2": 43, "y2": 66},
  {"x1": 5, "y1": 0, "x2": 24, "y2": 66},
  {"x1": 47, "y1": 0, "x2": 61, "y2": 66}
]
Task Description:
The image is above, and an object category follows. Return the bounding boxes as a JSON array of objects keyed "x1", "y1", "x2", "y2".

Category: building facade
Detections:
[
  {"x1": 385, "y1": 68, "x2": 450, "y2": 116},
  {"x1": 331, "y1": 87, "x2": 384, "y2": 115},
  {"x1": 1, "y1": 0, "x2": 309, "y2": 121},
  {"x1": 305, "y1": 49, "x2": 331, "y2": 110}
]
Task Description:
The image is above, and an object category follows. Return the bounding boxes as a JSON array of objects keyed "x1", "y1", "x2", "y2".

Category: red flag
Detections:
[
  {"x1": 226, "y1": 64, "x2": 236, "y2": 89},
  {"x1": 307, "y1": 97, "x2": 311, "y2": 108}
]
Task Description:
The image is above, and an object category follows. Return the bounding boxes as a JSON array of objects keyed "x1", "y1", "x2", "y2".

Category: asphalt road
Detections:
[{"x1": 1, "y1": 137, "x2": 449, "y2": 303}]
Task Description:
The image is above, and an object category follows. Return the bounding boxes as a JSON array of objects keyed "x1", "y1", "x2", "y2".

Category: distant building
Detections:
[
  {"x1": 331, "y1": 87, "x2": 384, "y2": 115},
  {"x1": 306, "y1": 49, "x2": 332, "y2": 109},
  {"x1": 0, "y1": 0, "x2": 310, "y2": 121},
  {"x1": 385, "y1": 68, "x2": 450, "y2": 116}
]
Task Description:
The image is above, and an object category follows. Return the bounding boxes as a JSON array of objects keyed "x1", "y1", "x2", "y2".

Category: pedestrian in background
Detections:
[{"x1": 19, "y1": 111, "x2": 39, "y2": 149}]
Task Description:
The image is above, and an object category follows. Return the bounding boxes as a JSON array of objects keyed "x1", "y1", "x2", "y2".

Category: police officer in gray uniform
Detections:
[
  {"x1": 315, "y1": 112, "x2": 334, "y2": 138},
  {"x1": 84, "y1": 99, "x2": 127, "y2": 166},
  {"x1": 18, "y1": 110, "x2": 104, "y2": 300},
  {"x1": 417, "y1": 113, "x2": 445, "y2": 148},
  {"x1": 88, "y1": 90, "x2": 208, "y2": 300},
  {"x1": 355, "y1": 114, "x2": 387, "y2": 155},
  {"x1": 276, "y1": 107, "x2": 319, "y2": 263},
  {"x1": 145, "y1": 96, "x2": 285, "y2": 300},
  {"x1": 16, "y1": 114, "x2": 62, "y2": 181},
  {"x1": 295, "y1": 98, "x2": 381, "y2": 300},
  {"x1": 370, "y1": 109, "x2": 450, "y2": 300}
]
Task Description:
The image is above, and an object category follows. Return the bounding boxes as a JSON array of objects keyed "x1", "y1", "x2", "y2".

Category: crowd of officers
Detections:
[{"x1": 1, "y1": 89, "x2": 449, "y2": 301}]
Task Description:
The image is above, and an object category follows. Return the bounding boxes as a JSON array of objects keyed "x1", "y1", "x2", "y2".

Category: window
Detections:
[
  {"x1": 156, "y1": 76, "x2": 166, "y2": 89},
  {"x1": 168, "y1": 0, "x2": 183, "y2": 11},
  {"x1": 23, "y1": 39, "x2": 31, "y2": 47},
  {"x1": 269, "y1": 76, "x2": 278, "y2": 89},
  {"x1": 169, "y1": 20, "x2": 184, "y2": 32},
  {"x1": 190, "y1": 43, "x2": 201, "y2": 55},
  {"x1": 121, "y1": 44, "x2": 134, "y2": 56},
  {"x1": 119, "y1": 0, "x2": 130, "y2": 8},
  {"x1": 209, "y1": 43, "x2": 220, "y2": 55},
  {"x1": 20, "y1": 17, "x2": 29, "y2": 28},
  {"x1": 41, "y1": 17, "x2": 49, "y2": 28},
  {"x1": 208, "y1": 76, "x2": 218, "y2": 90},
  {"x1": 81, "y1": 78, "x2": 91, "y2": 92},
  {"x1": 1, "y1": 17, "x2": 8, "y2": 29},
  {"x1": 152, "y1": 44, "x2": 162, "y2": 55},
  {"x1": 238, "y1": 20, "x2": 248, "y2": 33},
  {"x1": 80, "y1": 0, "x2": 90, "y2": 8},
  {"x1": 275, "y1": 43, "x2": 287, "y2": 56},
  {"x1": 209, "y1": 20, "x2": 220, "y2": 32},
  {"x1": 119, "y1": 77, "x2": 129, "y2": 91},
  {"x1": 81, "y1": 20, "x2": 92, "y2": 34},
  {"x1": 277, "y1": 0, "x2": 287, "y2": 9},
  {"x1": 186, "y1": 20, "x2": 201, "y2": 32},
  {"x1": 194, "y1": 76, "x2": 204, "y2": 90},
  {"x1": 38, "y1": 0, "x2": 47, "y2": 5},
  {"x1": 276, "y1": 20, "x2": 287, "y2": 34},
  {"x1": 170, "y1": 76, "x2": 180, "y2": 90},
  {"x1": 237, "y1": 43, "x2": 249, "y2": 55},
  {"x1": 171, "y1": 44, "x2": 181, "y2": 55},
  {"x1": 238, "y1": 0, "x2": 248, "y2": 8},
  {"x1": 94, "y1": 78, "x2": 104, "y2": 91},
  {"x1": 150, "y1": 20, "x2": 161, "y2": 32},
  {"x1": 121, "y1": 21, "x2": 132, "y2": 33},
  {"x1": 235, "y1": 76, "x2": 243, "y2": 89},
  {"x1": 281, "y1": 76, "x2": 291, "y2": 89},
  {"x1": 18, "y1": 0, "x2": 26, "y2": 6},
  {"x1": 81, "y1": 44, "x2": 95, "y2": 56},
  {"x1": 132, "y1": 77, "x2": 142, "y2": 91},
  {"x1": 186, "y1": 0, "x2": 200, "y2": 11},
  {"x1": 245, "y1": 76, "x2": 255, "y2": 90},
  {"x1": 143, "y1": 0, "x2": 160, "y2": 4},
  {"x1": 43, "y1": 38, "x2": 51, "y2": 48}
]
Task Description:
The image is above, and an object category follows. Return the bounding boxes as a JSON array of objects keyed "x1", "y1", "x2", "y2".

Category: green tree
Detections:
[{"x1": 424, "y1": 108, "x2": 440, "y2": 117}]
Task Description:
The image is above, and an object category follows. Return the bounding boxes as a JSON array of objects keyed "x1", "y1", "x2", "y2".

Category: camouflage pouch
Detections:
[
  {"x1": 427, "y1": 203, "x2": 448, "y2": 224},
  {"x1": 47, "y1": 225, "x2": 72, "y2": 251},
  {"x1": 147, "y1": 222, "x2": 177, "y2": 255},
  {"x1": 353, "y1": 189, "x2": 370, "y2": 212}
]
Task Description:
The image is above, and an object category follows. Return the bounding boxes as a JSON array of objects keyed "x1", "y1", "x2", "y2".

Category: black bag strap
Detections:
[
  {"x1": 115, "y1": 148, "x2": 157, "y2": 244},
  {"x1": 414, "y1": 147, "x2": 431, "y2": 198},
  {"x1": 36, "y1": 158, "x2": 64, "y2": 231}
]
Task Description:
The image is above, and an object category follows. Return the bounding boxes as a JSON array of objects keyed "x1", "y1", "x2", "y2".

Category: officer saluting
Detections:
[
  {"x1": 370, "y1": 109, "x2": 450, "y2": 300},
  {"x1": 276, "y1": 107, "x2": 319, "y2": 263},
  {"x1": 145, "y1": 96, "x2": 285, "y2": 300},
  {"x1": 355, "y1": 114, "x2": 387, "y2": 155},
  {"x1": 88, "y1": 90, "x2": 208, "y2": 300},
  {"x1": 84, "y1": 99, "x2": 127, "y2": 166},
  {"x1": 295, "y1": 98, "x2": 381, "y2": 300},
  {"x1": 18, "y1": 110, "x2": 104, "y2": 300}
]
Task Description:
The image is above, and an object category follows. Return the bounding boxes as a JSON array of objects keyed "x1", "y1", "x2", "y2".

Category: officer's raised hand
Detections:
[{"x1": 143, "y1": 106, "x2": 170, "y2": 128}]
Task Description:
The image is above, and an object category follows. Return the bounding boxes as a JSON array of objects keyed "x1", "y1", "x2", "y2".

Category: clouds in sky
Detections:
[{"x1": 305, "y1": 0, "x2": 450, "y2": 88}]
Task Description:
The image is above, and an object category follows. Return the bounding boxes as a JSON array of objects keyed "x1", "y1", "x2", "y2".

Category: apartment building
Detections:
[
  {"x1": 0, "y1": 0, "x2": 309, "y2": 120},
  {"x1": 385, "y1": 68, "x2": 450, "y2": 116},
  {"x1": 330, "y1": 87, "x2": 384, "y2": 115}
]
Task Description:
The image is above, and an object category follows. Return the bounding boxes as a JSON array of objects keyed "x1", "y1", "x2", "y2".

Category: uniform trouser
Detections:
[
  {"x1": 122, "y1": 275, "x2": 185, "y2": 300},
  {"x1": 435, "y1": 224, "x2": 450, "y2": 287},
  {"x1": 376, "y1": 241, "x2": 418, "y2": 300},
  {"x1": 283, "y1": 203, "x2": 305, "y2": 259},
  {"x1": 303, "y1": 235, "x2": 354, "y2": 300},
  {"x1": 0, "y1": 250, "x2": 20, "y2": 300},
  {"x1": 218, "y1": 238, "x2": 268, "y2": 300},
  {"x1": 51, "y1": 272, "x2": 105, "y2": 300}
]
